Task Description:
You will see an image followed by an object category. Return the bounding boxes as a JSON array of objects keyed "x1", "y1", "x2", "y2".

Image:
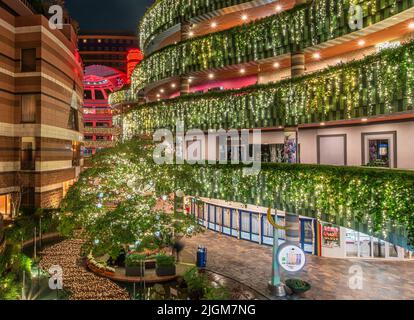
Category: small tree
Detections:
[{"x1": 60, "y1": 138, "x2": 202, "y2": 258}]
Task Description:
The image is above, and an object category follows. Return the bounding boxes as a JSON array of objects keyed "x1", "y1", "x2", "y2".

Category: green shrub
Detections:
[
  {"x1": 125, "y1": 253, "x2": 146, "y2": 267},
  {"x1": 156, "y1": 254, "x2": 175, "y2": 267}
]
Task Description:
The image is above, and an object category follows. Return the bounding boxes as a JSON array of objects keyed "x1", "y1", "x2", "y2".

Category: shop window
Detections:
[
  {"x1": 362, "y1": 132, "x2": 396, "y2": 168},
  {"x1": 84, "y1": 135, "x2": 93, "y2": 141},
  {"x1": 85, "y1": 122, "x2": 93, "y2": 127},
  {"x1": 21, "y1": 95, "x2": 36, "y2": 123},
  {"x1": 0, "y1": 194, "x2": 12, "y2": 218},
  {"x1": 21, "y1": 48, "x2": 36, "y2": 72},
  {"x1": 95, "y1": 90, "x2": 105, "y2": 100},
  {"x1": 96, "y1": 122, "x2": 109, "y2": 128}
]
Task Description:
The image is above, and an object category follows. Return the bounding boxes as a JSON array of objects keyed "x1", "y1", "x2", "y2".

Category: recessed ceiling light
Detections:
[
  {"x1": 211, "y1": 22, "x2": 217, "y2": 28},
  {"x1": 208, "y1": 73, "x2": 214, "y2": 79},
  {"x1": 273, "y1": 62, "x2": 280, "y2": 68},
  {"x1": 358, "y1": 39, "x2": 366, "y2": 46},
  {"x1": 361, "y1": 118, "x2": 368, "y2": 122},
  {"x1": 160, "y1": 88, "x2": 165, "y2": 93},
  {"x1": 409, "y1": 21, "x2": 414, "y2": 30},
  {"x1": 320, "y1": 122, "x2": 326, "y2": 126},
  {"x1": 156, "y1": 94, "x2": 160, "y2": 98},
  {"x1": 275, "y1": 5, "x2": 282, "y2": 12},
  {"x1": 171, "y1": 83, "x2": 176, "y2": 88},
  {"x1": 313, "y1": 52, "x2": 321, "y2": 60},
  {"x1": 240, "y1": 68, "x2": 246, "y2": 74},
  {"x1": 189, "y1": 31, "x2": 194, "y2": 37},
  {"x1": 188, "y1": 78, "x2": 193, "y2": 83},
  {"x1": 241, "y1": 14, "x2": 248, "y2": 21}
]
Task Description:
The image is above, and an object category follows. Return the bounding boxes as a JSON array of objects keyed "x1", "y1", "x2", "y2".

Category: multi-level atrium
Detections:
[{"x1": 2, "y1": 0, "x2": 414, "y2": 302}]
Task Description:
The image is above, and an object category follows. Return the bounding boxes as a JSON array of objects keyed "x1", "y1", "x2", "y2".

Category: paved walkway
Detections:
[
  {"x1": 182, "y1": 231, "x2": 414, "y2": 300},
  {"x1": 39, "y1": 239, "x2": 130, "y2": 300}
]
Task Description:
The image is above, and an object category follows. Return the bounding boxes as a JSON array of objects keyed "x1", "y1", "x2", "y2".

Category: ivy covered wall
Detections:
[
  {"x1": 130, "y1": 0, "x2": 413, "y2": 93},
  {"x1": 116, "y1": 41, "x2": 414, "y2": 137},
  {"x1": 139, "y1": 0, "x2": 253, "y2": 49},
  {"x1": 185, "y1": 163, "x2": 414, "y2": 251}
]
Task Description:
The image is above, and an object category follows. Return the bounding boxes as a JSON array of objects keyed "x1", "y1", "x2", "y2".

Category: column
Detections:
[
  {"x1": 290, "y1": 0, "x2": 308, "y2": 78},
  {"x1": 180, "y1": 21, "x2": 191, "y2": 96}
]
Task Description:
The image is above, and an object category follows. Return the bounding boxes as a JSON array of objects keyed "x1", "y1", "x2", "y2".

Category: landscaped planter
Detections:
[
  {"x1": 285, "y1": 279, "x2": 311, "y2": 294},
  {"x1": 156, "y1": 265, "x2": 176, "y2": 277},
  {"x1": 125, "y1": 265, "x2": 145, "y2": 277}
]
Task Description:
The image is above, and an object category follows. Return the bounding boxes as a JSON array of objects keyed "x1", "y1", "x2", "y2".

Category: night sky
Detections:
[{"x1": 65, "y1": 0, "x2": 154, "y2": 34}]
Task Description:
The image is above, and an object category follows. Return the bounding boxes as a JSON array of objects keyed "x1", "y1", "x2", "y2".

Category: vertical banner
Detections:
[{"x1": 284, "y1": 128, "x2": 298, "y2": 163}]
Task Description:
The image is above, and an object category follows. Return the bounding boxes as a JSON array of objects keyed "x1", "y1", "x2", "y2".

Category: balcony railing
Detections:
[{"x1": 83, "y1": 140, "x2": 116, "y2": 148}]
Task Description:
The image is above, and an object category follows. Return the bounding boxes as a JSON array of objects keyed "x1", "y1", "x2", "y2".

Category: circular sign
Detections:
[{"x1": 277, "y1": 244, "x2": 306, "y2": 273}]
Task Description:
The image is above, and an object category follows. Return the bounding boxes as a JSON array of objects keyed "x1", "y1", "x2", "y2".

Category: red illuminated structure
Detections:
[
  {"x1": 83, "y1": 65, "x2": 127, "y2": 156},
  {"x1": 126, "y1": 49, "x2": 144, "y2": 83}
]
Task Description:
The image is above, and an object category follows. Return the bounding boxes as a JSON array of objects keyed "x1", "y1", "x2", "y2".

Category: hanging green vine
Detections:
[
  {"x1": 116, "y1": 40, "x2": 414, "y2": 137},
  {"x1": 129, "y1": 0, "x2": 409, "y2": 93}
]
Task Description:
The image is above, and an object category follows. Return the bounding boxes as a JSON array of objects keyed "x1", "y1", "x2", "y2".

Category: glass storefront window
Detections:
[{"x1": 368, "y1": 139, "x2": 390, "y2": 168}]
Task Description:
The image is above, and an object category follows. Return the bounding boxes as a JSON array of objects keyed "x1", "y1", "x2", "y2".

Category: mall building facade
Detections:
[
  {"x1": 0, "y1": 0, "x2": 83, "y2": 219},
  {"x1": 110, "y1": 0, "x2": 414, "y2": 260}
]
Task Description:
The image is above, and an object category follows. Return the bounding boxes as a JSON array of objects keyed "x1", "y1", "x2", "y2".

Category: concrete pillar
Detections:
[
  {"x1": 285, "y1": 212, "x2": 300, "y2": 245},
  {"x1": 290, "y1": 0, "x2": 308, "y2": 78}
]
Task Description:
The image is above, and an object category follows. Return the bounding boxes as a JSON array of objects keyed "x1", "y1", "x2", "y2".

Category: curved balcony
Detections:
[
  {"x1": 129, "y1": 0, "x2": 414, "y2": 95},
  {"x1": 139, "y1": 0, "x2": 269, "y2": 51},
  {"x1": 116, "y1": 41, "x2": 414, "y2": 136}
]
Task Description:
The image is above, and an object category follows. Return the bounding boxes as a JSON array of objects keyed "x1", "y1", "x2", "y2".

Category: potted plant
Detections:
[
  {"x1": 155, "y1": 254, "x2": 176, "y2": 277},
  {"x1": 125, "y1": 253, "x2": 146, "y2": 277},
  {"x1": 285, "y1": 279, "x2": 311, "y2": 294}
]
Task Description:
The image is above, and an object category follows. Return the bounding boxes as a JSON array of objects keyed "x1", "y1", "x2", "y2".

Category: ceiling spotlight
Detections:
[
  {"x1": 241, "y1": 14, "x2": 248, "y2": 21},
  {"x1": 273, "y1": 62, "x2": 280, "y2": 68},
  {"x1": 211, "y1": 22, "x2": 217, "y2": 28},
  {"x1": 358, "y1": 39, "x2": 366, "y2": 46},
  {"x1": 361, "y1": 118, "x2": 368, "y2": 122},
  {"x1": 189, "y1": 31, "x2": 194, "y2": 37},
  {"x1": 409, "y1": 21, "x2": 414, "y2": 30},
  {"x1": 171, "y1": 83, "x2": 176, "y2": 88},
  {"x1": 240, "y1": 68, "x2": 246, "y2": 74},
  {"x1": 188, "y1": 78, "x2": 193, "y2": 83},
  {"x1": 156, "y1": 93, "x2": 161, "y2": 98},
  {"x1": 160, "y1": 88, "x2": 165, "y2": 93},
  {"x1": 313, "y1": 52, "x2": 321, "y2": 60},
  {"x1": 83, "y1": 39, "x2": 87, "y2": 43},
  {"x1": 275, "y1": 5, "x2": 283, "y2": 12},
  {"x1": 97, "y1": 39, "x2": 101, "y2": 43},
  {"x1": 320, "y1": 122, "x2": 326, "y2": 126},
  {"x1": 208, "y1": 73, "x2": 214, "y2": 79}
]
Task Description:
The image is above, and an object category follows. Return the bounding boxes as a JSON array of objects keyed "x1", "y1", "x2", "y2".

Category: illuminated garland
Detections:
[
  {"x1": 118, "y1": 41, "x2": 414, "y2": 137},
  {"x1": 188, "y1": 163, "x2": 414, "y2": 251},
  {"x1": 139, "y1": 0, "x2": 254, "y2": 50},
  {"x1": 130, "y1": 0, "x2": 406, "y2": 93}
]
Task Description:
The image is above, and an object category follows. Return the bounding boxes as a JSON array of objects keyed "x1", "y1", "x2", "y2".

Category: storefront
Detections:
[
  {"x1": 189, "y1": 198, "x2": 318, "y2": 255},
  {"x1": 189, "y1": 198, "x2": 413, "y2": 261}
]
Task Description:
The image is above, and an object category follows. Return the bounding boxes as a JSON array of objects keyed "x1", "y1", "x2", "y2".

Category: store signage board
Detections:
[
  {"x1": 277, "y1": 244, "x2": 306, "y2": 273},
  {"x1": 322, "y1": 223, "x2": 340, "y2": 248}
]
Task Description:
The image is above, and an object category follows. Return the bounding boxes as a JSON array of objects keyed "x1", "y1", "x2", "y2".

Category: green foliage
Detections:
[
  {"x1": 59, "y1": 139, "x2": 202, "y2": 258},
  {"x1": 155, "y1": 254, "x2": 175, "y2": 267},
  {"x1": 125, "y1": 253, "x2": 147, "y2": 267},
  {"x1": 128, "y1": 0, "x2": 406, "y2": 92},
  {"x1": 285, "y1": 279, "x2": 311, "y2": 293},
  {"x1": 183, "y1": 267, "x2": 230, "y2": 300},
  {"x1": 186, "y1": 162, "x2": 414, "y2": 250},
  {"x1": 117, "y1": 41, "x2": 414, "y2": 136}
]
